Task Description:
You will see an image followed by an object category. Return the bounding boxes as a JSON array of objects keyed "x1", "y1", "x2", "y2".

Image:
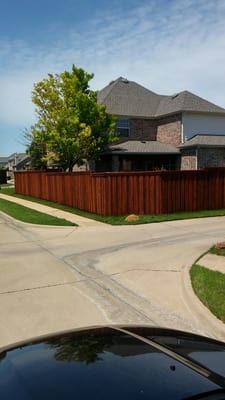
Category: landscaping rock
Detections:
[
  {"x1": 125, "y1": 214, "x2": 139, "y2": 222},
  {"x1": 215, "y1": 242, "x2": 225, "y2": 250}
]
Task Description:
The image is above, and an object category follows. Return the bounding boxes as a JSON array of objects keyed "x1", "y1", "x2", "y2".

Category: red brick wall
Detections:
[
  {"x1": 180, "y1": 149, "x2": 196, "y2": 170},
  {"x1": 156, "y1": 114, "x2": 182, "y2": 146}
]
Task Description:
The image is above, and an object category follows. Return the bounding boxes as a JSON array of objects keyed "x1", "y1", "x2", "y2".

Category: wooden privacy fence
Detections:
[{"x1": 14, "y1": 168, "x2": 225, "y2": 216}]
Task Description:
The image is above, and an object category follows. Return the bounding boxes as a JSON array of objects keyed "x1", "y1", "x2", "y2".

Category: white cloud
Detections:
[{"x1": 1, "y1": 0, "x2": 225, "y2": 132}]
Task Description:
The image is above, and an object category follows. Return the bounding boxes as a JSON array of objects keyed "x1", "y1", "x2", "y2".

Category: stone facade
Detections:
[
  {"x1": 156, "y1": 114, "x2": 182, "y2": 146},
  {"x1": 198, "y1": 148, "x2": 225, "y2": 169}
]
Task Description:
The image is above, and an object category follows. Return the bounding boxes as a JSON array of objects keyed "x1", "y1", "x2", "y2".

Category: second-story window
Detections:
[{"x1": 116, "y1": 118, "x2": 129, "y2": 137}]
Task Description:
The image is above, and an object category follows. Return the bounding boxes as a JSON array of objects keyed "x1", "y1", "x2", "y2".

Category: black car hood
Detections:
[{"x1": 0, "y1": 325, "x2": 225, "y2": 399}]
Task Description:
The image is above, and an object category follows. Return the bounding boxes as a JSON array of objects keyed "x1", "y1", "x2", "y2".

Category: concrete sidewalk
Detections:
[
  {"x1": 198, "y1": 252, "x2": 225, "y2": 274},
  {"x1": 0, "y1": 192, "x2": 224, "y2": 346},
  {"x1": 1, "y1": 192, "x2": 225, "y2": 271},
  {"x1": 0, "y1": 193, "x2": 104, "y2": 227},
  {"x1": 1, "y1": 192, "x2": 225, "y2": 277}
]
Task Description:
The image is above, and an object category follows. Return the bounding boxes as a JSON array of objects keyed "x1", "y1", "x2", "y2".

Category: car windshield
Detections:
[{"x1": 0, "y1": 327, "x2": 224, "y2": 400}]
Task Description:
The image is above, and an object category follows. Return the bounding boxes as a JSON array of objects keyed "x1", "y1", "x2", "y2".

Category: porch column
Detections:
[{"x1": 112, "y1": 155, "x2": 120, "y2": 171}]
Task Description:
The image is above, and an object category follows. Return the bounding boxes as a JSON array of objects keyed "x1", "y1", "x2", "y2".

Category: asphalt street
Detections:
[{"x1": 0, "y1": 211, "x2": 225, "y2": 347}]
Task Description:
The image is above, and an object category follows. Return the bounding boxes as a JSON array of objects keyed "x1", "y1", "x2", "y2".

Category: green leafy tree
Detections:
[
  {"x1": 27, "y1": 65, "x2": 117, "y2": 171},
  {"x1": 49, "y1": 334, "x2": 116, "y2": 364},
  {"x1": 25, "y1": 130, "x2": 47, "y2": 170}
]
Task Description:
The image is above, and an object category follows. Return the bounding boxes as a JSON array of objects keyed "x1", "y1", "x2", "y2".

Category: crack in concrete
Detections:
[
  {"x1": 109, "y1": 269, "x2": 180, "y2": 276},
  {"x1": 0, "y1": 280, "x2": 81, "y2": 295},
  {"x1": 63, "y1": 251, "x2": 198, "y2": 331}
]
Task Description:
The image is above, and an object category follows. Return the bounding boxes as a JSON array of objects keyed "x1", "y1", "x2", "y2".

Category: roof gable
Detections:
[
  {"x1": 98, "y1": 78, "x2": 225, "y2": 118},
  {"x1": 97, "y1": 77, "x2": 161, "y2": 117},
  {"x1": 156, "y1": 91, "x2": 225, "y2": 117}
]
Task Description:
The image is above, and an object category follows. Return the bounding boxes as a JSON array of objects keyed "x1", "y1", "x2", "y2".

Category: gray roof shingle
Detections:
[
  {"x1": 179, "y1": 134, "x2": 225, "y2": 148},
  {"x1": 105, "y1": 140, "x2": 180, "y2": 154},
  {"x1": 98, "y1": 77, "x2": 225, "y2": 118},
  {"x1": 155, "y1": 91, "x2": 225, "y2": 116},
  {"x1": 97, "y1": 77, "x2": 160, "y2": 117}
]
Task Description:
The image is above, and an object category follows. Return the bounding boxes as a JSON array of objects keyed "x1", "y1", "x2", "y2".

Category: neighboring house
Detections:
[
  {"x1": 96, "y1": 77, "x2": 225, "y2": 171},
  {"x1": 0, "y1": 153, "x2": 30, "y2": 178},
  {"x1": 0, "y1": 157, "x2": 8, "y2": 169}
]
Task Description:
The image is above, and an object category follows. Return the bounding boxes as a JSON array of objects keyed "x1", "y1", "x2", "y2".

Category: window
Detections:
[{"x1": 116, "y1": 118, "x2": 129, "y2": 137}]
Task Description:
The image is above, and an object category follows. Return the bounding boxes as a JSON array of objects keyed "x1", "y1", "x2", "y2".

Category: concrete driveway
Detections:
[{"x1": 0, "y1": 212, "x2": 225, "y2": 347}]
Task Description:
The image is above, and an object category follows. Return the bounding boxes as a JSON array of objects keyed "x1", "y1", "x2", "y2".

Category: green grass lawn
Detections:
[
  {"x1": 0, "y1": 198, "x2": 76, "y2": 226},
  {"x1": 2, "y1": 187, "x2": 225, "y2": 225},
  {"x1": 190, "y1": 264, "x2": 225, "y2": 323}
]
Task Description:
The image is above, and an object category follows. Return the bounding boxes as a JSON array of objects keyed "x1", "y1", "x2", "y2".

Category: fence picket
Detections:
[{"x1": 14, "y1": 169, "x2": 225, "y2": 216}]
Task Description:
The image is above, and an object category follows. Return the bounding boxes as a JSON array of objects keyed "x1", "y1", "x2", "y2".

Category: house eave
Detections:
[
  {"x1": 180, "y1": 144, "x2": 225, "y2": 150},
  {"x1": 112, "y1": 111, "x2": 182, "y2": 120},
  {"x1": 113, "y1": 109, "x2": 225, "y2": 120},
  {"x1": 102, "y1": 150, "x2": 180, "y2": 155},
  {"x1": 182, "y1": 110, "x2": 225, "y2": 117}
]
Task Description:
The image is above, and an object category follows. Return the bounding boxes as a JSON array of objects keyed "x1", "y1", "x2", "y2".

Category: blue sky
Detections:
[{"x1": 1, "y1": 0, "x2": 225, "y2": 156}]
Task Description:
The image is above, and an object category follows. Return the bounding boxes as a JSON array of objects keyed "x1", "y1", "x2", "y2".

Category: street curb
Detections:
[
  {"x1": 0, "y1": 210, "x2": 78, "y2": 229},
  {"x1": 181, "y1": 262, "x2": 225, "y2": 342},
  {"x1": 0, "y1": 193, "x2": 105, "y2": 227}
]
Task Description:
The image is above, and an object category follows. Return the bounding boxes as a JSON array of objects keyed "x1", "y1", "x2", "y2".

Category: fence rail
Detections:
[{"x1": 14, "y1": 168, "x2": 225, "y2": 216}]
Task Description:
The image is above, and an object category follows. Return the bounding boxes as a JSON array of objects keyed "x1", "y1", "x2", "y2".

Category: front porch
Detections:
[{"x1": 95, "y1": 140, "x2": 180, "y2": 172}]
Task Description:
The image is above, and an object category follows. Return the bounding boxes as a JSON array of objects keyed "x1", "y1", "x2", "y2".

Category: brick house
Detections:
[{"x1": 96, "y1": 77, "x2": 225, "y2": 171}]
